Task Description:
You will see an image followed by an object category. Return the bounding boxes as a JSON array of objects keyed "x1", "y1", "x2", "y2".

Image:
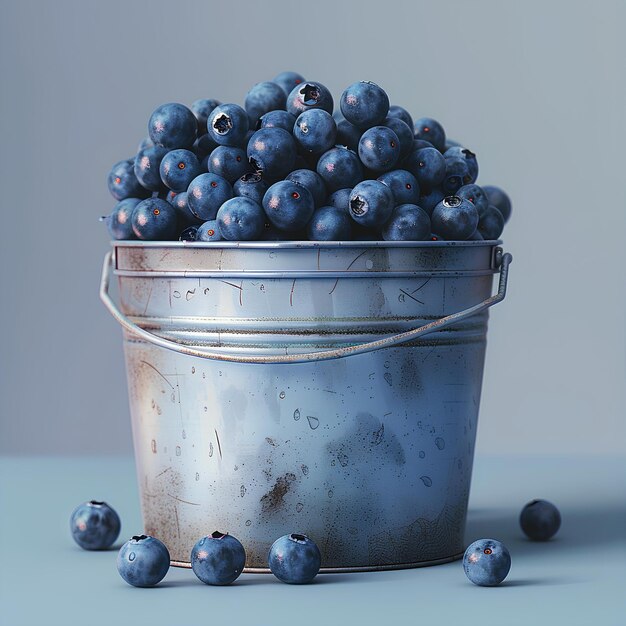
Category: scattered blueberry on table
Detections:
[
  {"x1": 463, "y1": 538, "x2": 511, "y2": 586},
  {"x1": 520, "y1": 499, "x2": 561, "y2": 541},
  {"x1": 268, "y1": 533, "x2": 322, "y2": 584},
  {"x1": 117, "y1": 535, "x2": 170, "y2": 587},
  {"x1": 191, "y1": 531, "x2": 246, "y2": 585},
  {"x1": 70, "y1": 500, "x2": 121, "y2": 550}
]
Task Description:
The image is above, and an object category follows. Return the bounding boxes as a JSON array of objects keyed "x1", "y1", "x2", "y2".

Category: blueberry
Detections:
[
  {"x1": 148, "y1": 102, "x2": 197, "y2": 149},
  {"x1": 132, "y1": 198, "x2": 179, "y2": 240},
  {"x1": 70, "y1": 500, "x2": 121, "y2": 550},
  {"x1": 377, "y1": 169, "x2": 420, "y2": 205},
  {"x1": 444, "y1": 138, "x2": 463, "y2": 151},
  {"x1": 352, "y1": 224, "x2": 381, "y2": 241},
  {"x1": 340, "y1": 81, "x2": 389, "y2": 129},
  {"x1": 159, "y1": 149, "x2": 202, "y2": 192},
  {"x1": 245, "y1": 82, "x2": 287, "y2": 124},
  {"x1": 134, "y1": 146, "x2": 169, "y2": 191},
  {"x1": 207, "y1": 103, "x2": 250, "y2": 147},
  {"x1": 196, "y1": 219, "x2": 222, "y2": 242},
  {"x1": 187, "y1": 173, "x2": 233, "y2": 221},
  {"x1": 414, "y1": 117, "x2": 446, "y2": 152},
  {"x1": 234, "y1": 171, "x2": 268, "y2": 205},
  {"x1": 207, "y1": 146, "x2": 250, "y2": 182},
  {"x1": 444, "y1": 146, "x2": 479, "y2": 182},
  {"x1": 106, "y1": 198, "x2": 140, "y2": 240},
  {"x1": 268, "y1": 533, "x2": 321, "y2": 584},
  {"x1": 286, "y1": 81, "x2": 334, "y2": 117},
  {"x1": 170, "y1": 191, "x2": 201, "y2": 224},
  {"x1": 382, "y1": 204, "x2": 431, "y2": 241},
  {"x1": 456, "y1": 183, "x2": 489, "y2": 215},
  {"x1": 316, "y1": 146, "x2": 363, "y2": 192},
  {"x1": 382, "y1": 116, "x2": 414, "y2": 160},
  {"x1": 193, "y1": 133, "x2": 219, "y2": 160},
  {"x1": 418, "y1": 186, "x2": 445, "y2": 217},
  {"x1": 482, "y1": 185, "x2": 512, "y2": 223},
  {"x1": 386, "y1": 105, "x2": 414, "y2": 130},
  {"x1": 191, "y1": 98, "x2": 222, "y2": 135},
  {"x1": 467, "y1": 229, "x2": 484, "y2": 240},
  {"x1": 442, "y1": 157, "x2": 473, "y2": 195},
  {"x1": 293, "y1": 109, "x2": 337, "y2": 155},
  {"x1": 408, "y1": 139, "x2": 435, "y2": 152},
  {"x1": 286, "y1": 169, "x2": 327, "y2": 207},
  {"x1": 191, "y1": 531, "x2": 246, "y2": 585},
  {"x1": 463, "y1": 539, "x2": 511, "y2": 586},
  {"x1": 216, "y1": 196, "x2": 266, "y2": 241},
  {"x1": 117, "y1": 534, "x2": 170, "y2": 588},
  {"x1": 336, "y1": 118, "x2": 363, "y2": 151},
  {"x1": 137, "y1": 137, "x2": 154, "y2": 152},
  {"x1": 358, "y1": 126, "x2": 400, "y2": 172},
  {"x1": 263, "y1": 180, "x2": 315, "y2": 231},
  {"x1": 520, "y1": 500, "x2": 561, "y2": 541},
  {"x1": 431, "y1": 196, "x2": 479, "y2": 240},
  {"x1": 349, "y1": 180, "x2": 394, "y2": 228},
  {"x1": 403, "y1": 147, "x2": 446, "y2": 191},
  {"x1": 326, "y1": 187, "x2": 352, "y2": 213},
  {"x1": 257, "y1": 110, "x2": 296, "y2": 132},
  {"x1": 307, "y1": 205, "x2": 352, "y2": 241},
  {"x1": 477, "y1": 205, "x2": 504, "y2": 240},
  {"x1": 273, "y1": 71, "x2": 305, "y2": 96},
  {"x1": 179, "y1": 225, "x2": 199, "y2": 241},
  {"x1": 247, "y1": 127, "x2": 297, "y2": 179},
  {"x1": 107, "y1": 159, "x2": 150, "y2": 201}
]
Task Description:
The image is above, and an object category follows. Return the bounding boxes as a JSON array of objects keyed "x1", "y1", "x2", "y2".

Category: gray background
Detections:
[{"x1": 1, "y1": 0, "x2": 625, "y2": 456}]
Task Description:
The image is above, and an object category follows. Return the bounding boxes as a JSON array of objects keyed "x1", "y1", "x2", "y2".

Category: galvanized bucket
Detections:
[{"x1": 100, "y1": 241, "x2": 512, "y2": 572}]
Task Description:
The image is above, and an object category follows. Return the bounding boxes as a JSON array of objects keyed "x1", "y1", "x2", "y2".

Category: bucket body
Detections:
[{"x1": 111, "y1": 241, "x2": 502, "y2": 571}]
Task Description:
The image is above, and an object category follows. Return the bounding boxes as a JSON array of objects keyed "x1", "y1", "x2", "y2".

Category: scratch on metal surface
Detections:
[
  {"x1": 142, "y1": 283, "x2": 154, "y2": 315},
  {"x1": 167, "y1": 493, "x2": 200, "y2": 506},
  {"x1": 411, "y1": 277, "x2": 432, "y2": 294},
  {"x1": 329, "y1": 249, "x2": 369, "y2": 294},
  {"x1": 215, "y1": 429, "x2": 223, "y2": 459},
  {"x1": 219, "y1": 280, "x2": 243, "y2": 306},
  {"x1": 155, "y1": 467, "x2": 172, "y2": 478},
  {"x1": 290, "y1": 279, "x2": 296, "y2": 306},
  {"x1": 168, "y1": 280, "x2": 172, "y2": 308},
  {"x1": 399, "y1": 289, "x2": 424, "y2": 304},
  {"x1": 174, "y1": 505, "x2": 180, "y2": 539},
  {"x1": 317, "y1": 248, "x2": 321, "y2": 270},
  {"x1": 140, "y1": 361, "x2": 174, "y2": 390}
]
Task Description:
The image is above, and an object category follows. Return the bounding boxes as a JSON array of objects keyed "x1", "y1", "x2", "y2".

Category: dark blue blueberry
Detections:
[
  {"x1": 444, "y1": 146, "x2": 479, "y2": 182},
  {"x1": 245, "y1": 82, "x2": 287, "y2": 124},
  {"x1": 193, "y1": 133, "x2": 219, "y2": 160},
  {"x1": 414, "y1": 117, "x2": 446, "y2": 152},
  {"x1": 293, "y1": 109, "x2": 337, "y2": 155},
  {"x1": 137, "y1": 137, "x2": 154, "y2": 152},
  {"x1": 286, "y1": 169, "x2": 327, "y2": 207},
  {"x1": 196, "y1": 220, "x2": 222, "y2": 242},
  {"x1": 207, "y1": 103, "x2": 250, "y2": 147},
  {"x1": 106, "y1": 198, "x2": 140, "y2": 240},
  {"x1": 117, "y1": 535, "x2": 170, "y2": 587},
  {"x1": 257, "y1": 109, "x2": 296, "y2": 132},
  {"x1": 336, "y1": 118, "x2": 363, "y2": 151},
  {"x1": 286, "y1": 81, "x2": 334, "y2": 117},
  {"x1": 418, "y1": 186, "x2": 445, "y2": 217},
  {"x1": 349, "y1": 180, "x2": 394, "y2": 228},
  {"x1": 382, "y1": 204, "x2": 431, "y2": 241},
  {"x1": 187, "y1": 173, "x2": 233, "y2": 221},
  {"x1": 403, "y1": 147, "x2": 446, "y2": 191},
  {"x1": 386, "y1": 105, "x2": 413, "y2": 130},
  {"x1": 445, "y1": 138, "x2": 463, "y2": 151},
  {"x1": 148, "y1": 102, "x2": 197, "y2": 149},
  {"x1": 191, "y1": 532, "x2": 246, "y2": 585},
  {"x1": 134, "y1": 146, "x2": 169, "y2": 191},
  {"x1": 377, "y1": 169, "x2": 420, "y2": 205},
  {"x1": 216, "y1": 197, "x2": 266, "y2": 241},
  {"x1": 166, "y1": 190, "x2": 177, "y2": 204},
  {"x1": 456, "y1": 184, "x2": 489, "y2": 215},
  {"x1": 268, "y1": 534, "x2": 321, "y2": 584},
  {"x1": 482, "y1": 185, "x2": 512, "y2": 223},
  {"x1": 191, "y1": 98, "x2": 222, "y2": 135},
  {"x1": 467, "y1": 229, "x2": 484, "y2": 240},
  {"x1": 159, "y1": 149, "x2": 202, "y2": 192},
  {"x1": 477, "y1": 205, "x2": 504, "y2": 240},
  {"x1": 428, "y1": 233, "x2": 442, "y2": 241},
  {"x1": 234, "y1": 171, "x2": 268, "y2": 205},
  {"x1": 340, "y1": 81, "x2": 389, "y2": 129},
  {"x1": 263, "y1": 180, "x2": 315, "y2": 231},
  {"x1": 179, "y1": 225, "x2": 198, "y2": 241},
  {"x1": 463, "y1": 539, "x2": 511, "y2": 586},
  {"x1": 170, "y1": 191, "x2": 201, "y2": 224},
  {"x1": 316, "y1": 146, "x2": 363, "y2": 192},
  {"x1": 408, "y1": 139, "x2": 435, "y2": 152},
  {"x1": 273, "y1": 71, "x2": 305, "y2": 96},
  {"x1": 207, "y1": 146, "x2": 250, "y2": 183},
  {"x1": 442, "y1": 157, "x2": 473, "y2": 195},
  {"x1": 431, "y1": 196, "x2": 479, "y2": 240},
  {"x1": 307, "y1": 206, "x2": 352, "y2": 241},
  {"x1": 520, "y1": 500, "x2": 561, "y2": 541},
  {"x1": 247, "y1": 127, "x2": 297, "y2": 179},
  {"x1": 358, "y1": 126, "x2": 401, "y2": 172},
  {"x1": 382, "y1": 116, "x2": 414, "y2": 160},
  {"x1": 132, "y1": 198, "x2": 178, "y2": 240},
  {"x1": 261, "y1": 222, "x2": 307, "y2": 241},
  {"x1": 70, "y1": 500, "x2": 121, "y2": 550},
  {"x1": 108, "y1": 159, "x2": 150, "y2": 200},
  {"x1": 326, "y1": 187, "x2": 352, "y2": 213}
]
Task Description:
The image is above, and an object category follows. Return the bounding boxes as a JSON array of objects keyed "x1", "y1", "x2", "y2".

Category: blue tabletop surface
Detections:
[{"x1": 1, "y1": 455, "x2": 624, "y2": 626}]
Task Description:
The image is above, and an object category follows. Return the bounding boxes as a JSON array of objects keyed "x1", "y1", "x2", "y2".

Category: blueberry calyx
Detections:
[
  {"x1": 249, "y1": 157, "x2": 263, "y2": 173},
  {"x1": 461, "y1": 148, "x2": 476, "y2": 159},
  {"x1": 240, "y1": 171, "x2": 262, "y2": 183},
  {"x1": 289, "y1": 533, "x2": 308, "y2": 543},
  {"x1": 131, "y1": 534, "x2": 149, "y2": 542},
  {"x1": 298, "y1": 121, "x2": 309, "y2": 134},
  {"x1": 443, "y1": 195, "x2": 462, "y2": 208},
  {"x1": 211, "y1": 530, "x2": 228, "y2": 539},
  {"x1": 89, "y1": 500, "x2": 105, "y2": 506},
  {"x1": 213, "y1": 114, "x2": 233, "y2": 135},
  {"x1": 300, "y1": 84, "x2": 320, "y2": 105},
  {"x1": 350, "y1": 196, "x2": 367, "y2": 215}
]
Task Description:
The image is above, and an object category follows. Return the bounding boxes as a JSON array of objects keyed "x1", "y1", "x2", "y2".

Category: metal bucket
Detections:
[{"x1": 100, "y1": 241, "x2": 512, "y2": 572}]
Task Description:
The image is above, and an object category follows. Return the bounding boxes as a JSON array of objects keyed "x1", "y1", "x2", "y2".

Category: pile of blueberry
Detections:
[
  {"x1": 70, "y1": 498, "x2": 561, "y2": 587},
  {"x1": 104, "y1": 72, "x2": 512, "y2": 243}
]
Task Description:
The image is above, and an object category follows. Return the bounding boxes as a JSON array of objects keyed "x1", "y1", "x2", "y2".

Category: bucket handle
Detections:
[{"x1": 100, "y1": 249, "x2": 512, "y2": 364}]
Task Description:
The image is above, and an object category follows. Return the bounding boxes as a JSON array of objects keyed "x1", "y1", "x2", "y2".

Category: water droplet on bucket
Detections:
[
  {"x1": 204, "y1": 406, "x2": 208, "y2": 412},
  {"x1": 245, "y1": 520, "x2": 252, "y2": 526},
  {"x1": 435, "y1": 437, "x2": 445, "y2": 450},
  {"x1": 209, "y1": 442, "x2": 214, "y2": 457},
  {"x1": 173, "y1": 290, "x2": 181, "y2": 299},
  {"x1": 195, "y1": 472, "x2": 200, "y2": 481},
  {"x1": 296, "y1": 502, "x2": 304, "y2": 512},
  {"x1": 419, "y1": 450, "x2": 425, "y2": 459},
  {"x1": 384, "y1": 372, "x2": 393, "y2": 386},
  {"x1": 128, "y1": 552, "x2": 136, "y2": 561},
  {"x1": 279, "y1": 391, "x2": 286, "y2": 399},
  {"x1": 307, "y1": 415, "x2": 319, "y2": 430},
  {"x1": 175, "y1": 446, "x2": 181, "y2": 456},
  {"x1": 182, "y1": 430, "x2": 186, "y2": 439},
  {"x1": 151, "y1": 439, "x2": 157, "y2": 454},
  {"x1": 240, "y1": 485, "x2": 246, "y2": 497},
  {"x1": 337, "y1": 453, "x2": 349, "y2": 467},
  {"x1": 293, "y1": 409, "x2": 301, "y2": 421},
  {"x1": 301, "y1": 464, "x2": 309, "y2": 476},
  {"x1": 191, "y1": 366, "x2": 195, "y2": 374},
  {"x1": 420, "y1": 476, "x2": 433, "y2": 487},
  {"x1": 328, "y1": 490, "x2": 334, "y2": 498},
  {"x1": 365, "y1": 259, "x2": 374, "y2": 269}
]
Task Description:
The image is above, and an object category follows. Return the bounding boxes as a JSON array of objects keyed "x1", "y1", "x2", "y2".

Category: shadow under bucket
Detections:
[{"x1": 101, "y1": 240, "x2": 512, "y2": 572}]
